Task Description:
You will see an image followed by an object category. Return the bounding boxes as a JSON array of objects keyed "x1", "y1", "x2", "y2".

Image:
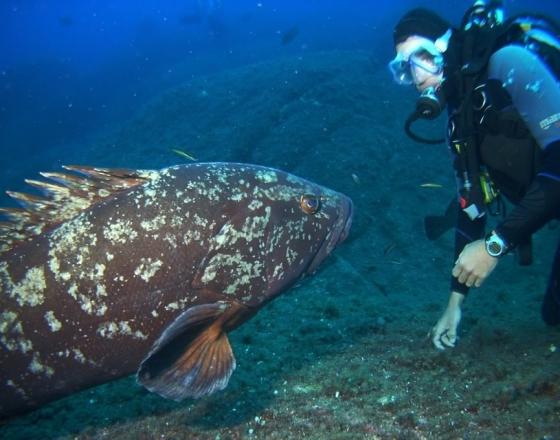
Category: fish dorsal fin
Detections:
[{"x1": 0, "y1": 165, "x2": 150, "y2": 253}]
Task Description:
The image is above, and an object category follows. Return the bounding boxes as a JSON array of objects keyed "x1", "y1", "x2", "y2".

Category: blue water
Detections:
[
  {"x1": 1, "y1": 1, "x2": 559, "y2": 439},
  {"x1": 1, "y1": 0, "x2": 557, "y2": 191}
]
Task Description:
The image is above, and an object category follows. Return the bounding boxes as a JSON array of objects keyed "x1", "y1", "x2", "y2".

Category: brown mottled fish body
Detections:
[{"x1": 0, "y1": 162, "x2": 352, "y2": 418}]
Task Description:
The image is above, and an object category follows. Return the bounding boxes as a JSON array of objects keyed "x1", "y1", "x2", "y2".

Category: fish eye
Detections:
[{"x1": 300, "y1": 194, "x2": 321, "y2": 215}]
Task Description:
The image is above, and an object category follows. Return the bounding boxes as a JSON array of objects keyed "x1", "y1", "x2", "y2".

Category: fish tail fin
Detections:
[{"x1": 137, "y1": 301, "x2": 247, "y2": 400}]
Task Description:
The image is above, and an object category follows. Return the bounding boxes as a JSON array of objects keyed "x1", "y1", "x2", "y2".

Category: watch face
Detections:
[{"x1": 487, "y1": 241, "x2": 502, "y2": 256}]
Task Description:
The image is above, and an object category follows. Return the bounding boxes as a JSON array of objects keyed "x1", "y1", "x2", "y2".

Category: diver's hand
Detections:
[
  {"x1": 431, "y1": 291, "x2": 464, "y2": 350},
  {"x1": 452, "y1": 239, "x2": 498, "y2": 288}
]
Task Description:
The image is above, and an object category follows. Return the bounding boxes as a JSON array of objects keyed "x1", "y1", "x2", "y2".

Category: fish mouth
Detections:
[
  {"x1": 339, "y1": 197, "x2": 353, "y2": 243},
  {"x1": 306, "y1": 196, "x2": 353, "y2": 274}
]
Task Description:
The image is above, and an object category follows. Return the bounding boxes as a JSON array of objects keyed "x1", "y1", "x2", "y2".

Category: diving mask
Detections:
[{"x1": 389, "y1": 40, "x2": 445, "y2": 86}]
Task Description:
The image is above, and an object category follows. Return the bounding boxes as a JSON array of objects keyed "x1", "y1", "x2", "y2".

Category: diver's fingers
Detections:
[
  {"x1": 452, "y1": 262, "x2": 470, "y2": 285},
  {"x1": 458, "y1": 269, "x2": 469, "y2": 285},
  {"x1": 441, "y1": 331, "x2": 457, "y2": 348},
  {"x1": 433, "y1": 333, "x2": 445, "y2": 350},
  {"x1": 465, "y1": 273, "x2": 478, "y2": 288},
  {"x1": 468, "y1": 271, "x2": 488, "y2": 288},
  {"x1": 431, "y1": 326, "x2": 447, "y2": 350},
  {"x1": 452, "y1": 263, "x2": 462, "y2": 278}
]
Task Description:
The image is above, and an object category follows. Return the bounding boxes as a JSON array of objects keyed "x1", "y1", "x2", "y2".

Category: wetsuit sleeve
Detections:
[
  {"x1": 451, "y1": 201, "x2": 486, "y2": 295},
  {"x1": 486, "y1": 45, "x2": 560, "y2": 248},
  {"x1": 495, "y1": 142, "x2": 560, "y2": 246}
]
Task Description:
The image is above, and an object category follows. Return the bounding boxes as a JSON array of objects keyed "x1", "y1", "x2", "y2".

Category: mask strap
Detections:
[{"x1": 434, "y1": 29, "x2": 452, "y2": 53}]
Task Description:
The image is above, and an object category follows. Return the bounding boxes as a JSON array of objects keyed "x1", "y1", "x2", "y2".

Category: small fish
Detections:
[
  {"x1": 383, "y1": 243, "x2": 397, "y2": 256},
  {"x1": 420, "y1": 183, "x2": 443, "y2": 188},
  {"x1": 171, "y1": 148, "x2": 197, "y2": 161},
  {"x1": 281, "y1": 25, "x2": 299, "y2": 45},
  {"x1": 58, "y1": 15, "x2": 73, "y2": 27},
  {"x1": 351, "y1": 173, "x2": 360, "y2": 185}
]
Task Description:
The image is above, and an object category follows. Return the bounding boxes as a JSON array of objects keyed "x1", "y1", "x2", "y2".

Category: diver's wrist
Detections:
[{"x1": 449, "y1": 291, "x2": 465, "y2": 308}]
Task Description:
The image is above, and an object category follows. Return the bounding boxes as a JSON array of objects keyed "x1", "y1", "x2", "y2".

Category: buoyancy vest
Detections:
[
  {"x1": 447, "y1": 12, "x2": 560, "y2": 213},
  {"x1": 472, "y1": 78, "x2": 542, "y2": 204}
]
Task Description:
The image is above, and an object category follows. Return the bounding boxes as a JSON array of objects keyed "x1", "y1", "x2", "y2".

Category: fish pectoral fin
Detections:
[{"x1": 137, "y1": 301, "x2": 243, "y2": 401}]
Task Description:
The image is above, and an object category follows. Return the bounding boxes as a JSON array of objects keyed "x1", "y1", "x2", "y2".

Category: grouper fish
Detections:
[{"x1": 0, "y1": 162, "x2": 352, "y2": 418}]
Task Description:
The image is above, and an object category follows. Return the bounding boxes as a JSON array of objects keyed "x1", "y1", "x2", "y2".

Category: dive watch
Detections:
[{"x1": 485, "y1": 231, "x2": 508, "y2": 257}]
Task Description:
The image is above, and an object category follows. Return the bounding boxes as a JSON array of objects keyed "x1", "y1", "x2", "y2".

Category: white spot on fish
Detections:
[
  {"x1": 48, "y1": 257, "x2": 60, "y2": 276},
  {"x1": 75, "y1": 283, "x2": 108, "y2": 316},
  {"x1": 97, "y1": 321, "x2": 147, "y2": 340},
  {"x1": 248, "y1": 199, "x2": 263, "y2": 210},
  {"x1": 6, "y1": 380, "x2": 27, "y2": 399},
  {"x1": 93, "y1": 263, "x2": 105, "y2": 280},
  {"x1": 78, "y1": 294, "x2": 95, "y2": 315},
  {"x1": 49, "y1": 216, "x2": 97, "y2": 269},
  {"x1": 29, "y1": 354, "x2": 54, "y2": 377},
  {"x1": 45, "y1": 311, "x2": 62, "y2": 332},
  {"x1": 0, "y1": 311, "x2": 19, "y2": 335},
  {"x1": 97, "y1": 321, "x2": 119, "y2": 338},
  {"x1": 230, "y1": 191, "x2": 245, "y2": 202},
  {"x1": 96, "y1": 284, "x2": 107, "y2": 297},
  {"x1": 73, "y1": 348, "x2": 87, "y2": 364},
  {"x1": 193, "y1": 214, "x2": 208, "y2": 228},
  {"x1": 143, "y1": 188, "x2": 158, "y2": 206},
  {"x1": 164, "y1": 298, "x2": 191, "y2": 311},
  {"x1": 103, "y1": 219, "x2": 138, "y2": 244},
  {"x1": 214, "y1": 222, "x2": 234, "y2": 248},
  {"x1": 272, "y1": 264, "x2": 284, "y2": 279},
  {"x1": 134, "y1": 258, "x2": 163, "y2": 282},
  {"x1": 256, "y1": 170, "x2": 278, "y2": 183},
  {"x1": 1, "y1": 311, "x2": 33, "y2": 354},
  {"x1": 286, "y1": 248, "x2": 298, "y2": 265},
  {"x1": 140, "y1": 215, "x2": 167, "y2": 232},
  {"x1": 19, "y1": 339, "x2": 33, "y2": 353},
  {"x1": 1, "y1": 263, "x2": 47, "y2": 307},
  {"x1": 165, "y1": 302, "x2": 180, "y2": 311},
  {"x1": 201, "y1": 252, "x2": 264, "y2": 295},
  {"x1": 68, "y1": 283, "x2": 78, "y2": 300},
  {"x1": 163, "y1": 233, "x2": 178, "y2": 248}
]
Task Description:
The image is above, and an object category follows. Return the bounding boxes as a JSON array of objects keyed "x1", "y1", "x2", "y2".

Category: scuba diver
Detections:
[{"x1": 388, "y1": 1, "x2": 560, "y2": 349}]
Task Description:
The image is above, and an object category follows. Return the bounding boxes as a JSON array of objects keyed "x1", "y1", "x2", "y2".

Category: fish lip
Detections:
[
  {"x1": 306, "y1": 196, "x2": 353, "y2": 274},
  {"x1": 339, "y1": 197, "x2": 353, "y2": 243}
]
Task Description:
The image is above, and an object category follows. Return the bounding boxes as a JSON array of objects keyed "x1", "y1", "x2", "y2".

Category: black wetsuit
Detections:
[{"x1": 450, "y1": 44, "x2": 560, "y2": 325}]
